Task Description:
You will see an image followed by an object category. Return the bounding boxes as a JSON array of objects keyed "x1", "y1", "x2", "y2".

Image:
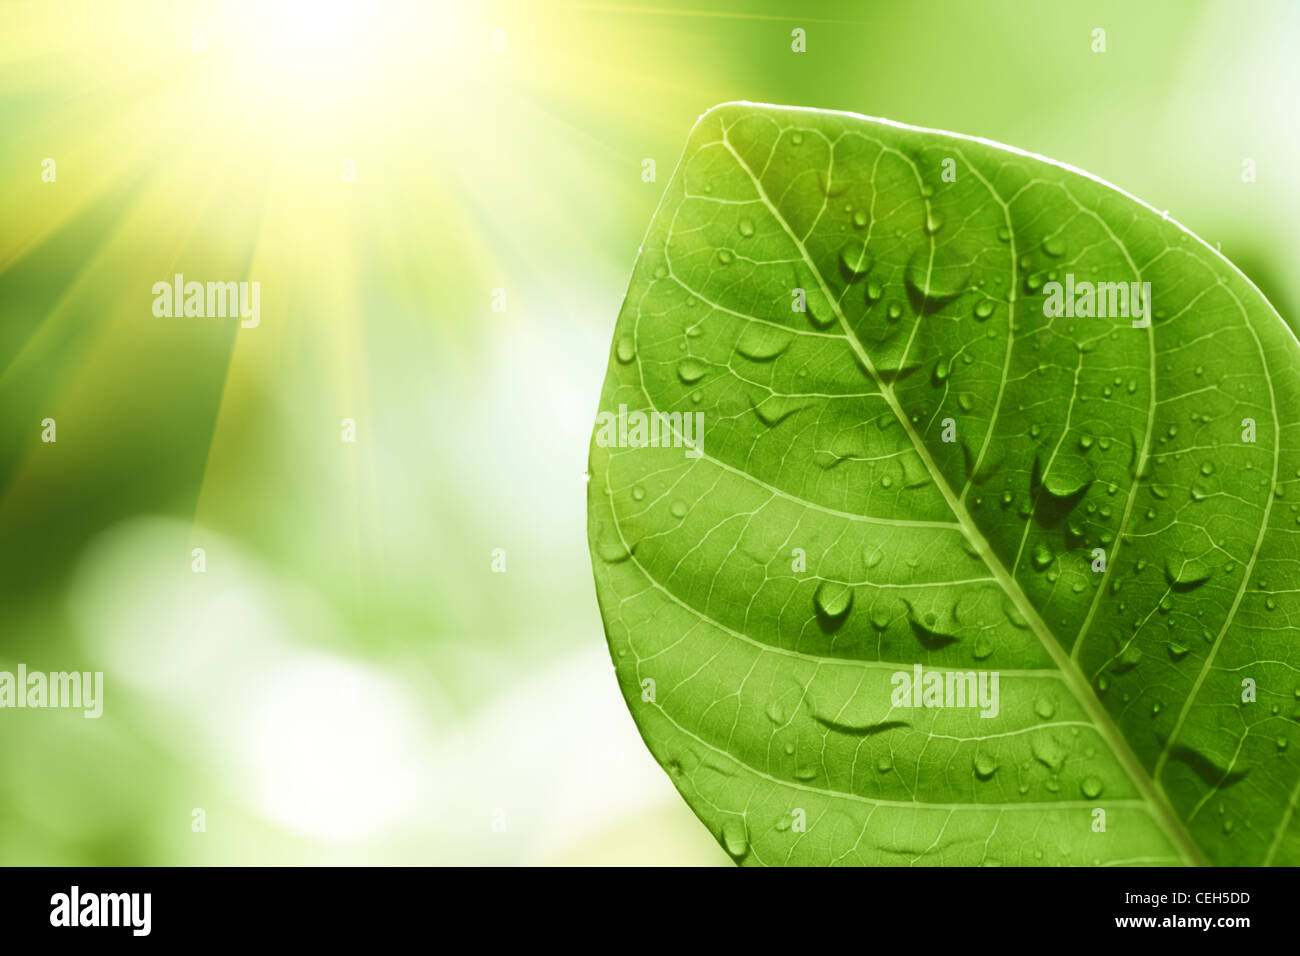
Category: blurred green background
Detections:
[{"x1": 0, "y1": 0, "x2": 1294, "y2": 864}]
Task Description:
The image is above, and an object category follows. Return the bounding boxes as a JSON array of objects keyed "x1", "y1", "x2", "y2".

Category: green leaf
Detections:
[{"x1": 587, "y1": 102, "x2": 1299, "y2": 866}]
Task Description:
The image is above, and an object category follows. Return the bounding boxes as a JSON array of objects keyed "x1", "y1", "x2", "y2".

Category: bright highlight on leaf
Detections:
[{"x1": 588, "y1": 102, "x2": 1298, "y2": 866}]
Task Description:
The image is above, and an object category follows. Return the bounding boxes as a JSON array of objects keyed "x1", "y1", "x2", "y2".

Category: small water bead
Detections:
[
  {"x1": 866, "y1": 280, "x2": 883, "y2": 302},
  {"x1": 1042, "y1": 236, "x2": 1067, "y2": 257},
  {"x1": 721, "y1": 819, "x2": 750, "y2": 861},
  {"x1": 974, "y1": 299, "x2": 995, "y2": 320},
  {"x1": 670, "y1": 501, "x2": 688, "y2": 519},
  {"x1": 814, "y1": 580, "x2": 854, "y2": 622},
  {"x1": 596, "y1": 539, "x2": 631, "y2": 564},
  {"x1": 905, "y1": 248, "x2": 970, "y2": 305},
  {"x1": 677, "y1": 358, "x2": 707, "y2": 384},
  {"x1": 754, "y1": 396, "x2": 806, "y2": 427},
  {"x1": 791, "y1": 131, "x2": 804, "y2": 145},
  {"x1": 717, "y1": 249, "x2": 735, "y2": 265},
  {"x1": 974, "y1": 753, "x2": 999, "y2": 780},
  {"x1": 738, "y1": 217, "x2": 755, "y2": 238},
  {"x1": 631, "y1": 485, "x2": 646, "y2": 501},
  {"x1": 996, "y1": 226, "x2": 1010, "y2": 242},
  {"x1": 1031, "y1": 735, "x2": 1066, "y2": 773},
  {"x1": 924, "y1": 209, "x2": 944, "y2": 235},
  {"x1": 615, "y1": 336, "x2": 636, "y2": 363},
  {"x1": 1032, "y1": 544, "x2": 1054, "y2": 571},
  {"x1": 735, "y1": 322, "x2": 793, "y2": 361},
  {"x1": 1080, "y1": 776, "x2": 1104, "y2": 799},
  {"x1": 852, "y1": 209, "x2": 868, "y2": 229},
  {"x1": 839, "y1": 241, "x2": 872, "y2": 278}
]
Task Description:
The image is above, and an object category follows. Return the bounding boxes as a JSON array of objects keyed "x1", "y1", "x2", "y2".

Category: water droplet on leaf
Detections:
[
  {"x1": 677, "y1": 358, "x2": 707, "y2": 384},
  {"x1": 814, "y1": 580, "x2": 854, "y2": 625}
]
